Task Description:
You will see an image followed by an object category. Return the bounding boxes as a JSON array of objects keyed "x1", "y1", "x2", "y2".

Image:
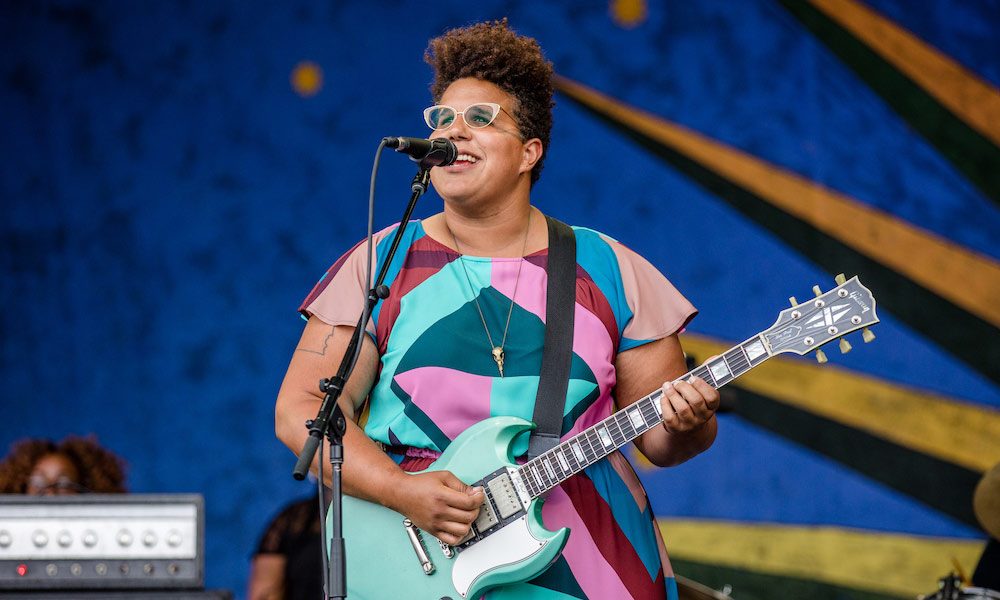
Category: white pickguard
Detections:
[{"x1": 451, "y1": 517, "x2": 548, "y2": 597}]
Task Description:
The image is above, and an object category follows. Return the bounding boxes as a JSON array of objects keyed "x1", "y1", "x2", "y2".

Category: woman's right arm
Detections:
[{"x1": 274, "y1": 317, "x2": 483, "y2": 545}]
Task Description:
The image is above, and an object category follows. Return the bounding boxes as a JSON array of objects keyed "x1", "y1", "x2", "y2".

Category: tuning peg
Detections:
[
  {"x1": 815, "y1": 349, "x2": 828, "y2": 364},
  {"x1": 862, "y1": 328, "x2": 876, "y2": 343},
  {"x1": 789, "y1": 296, "x2": 798, "y2": 307},
  {"x1": 835, "y1": 273, "x2": 846, "y2": 285},
  {"x1": 813, "y1": 285, "x2": 823, "y2": 297},
  {"x1": 839, "y1": 338, "x2": 852, "y2": 354}
]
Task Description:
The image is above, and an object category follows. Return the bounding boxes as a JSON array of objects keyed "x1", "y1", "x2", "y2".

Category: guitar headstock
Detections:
[{"x1": 762, "y1": 274, "x2": 879, "y2": 362}]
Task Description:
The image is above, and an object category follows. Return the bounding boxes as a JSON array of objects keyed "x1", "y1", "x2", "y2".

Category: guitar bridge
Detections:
[{"x1": 402, "y1": 518, "x2": 435, "y2": 575}]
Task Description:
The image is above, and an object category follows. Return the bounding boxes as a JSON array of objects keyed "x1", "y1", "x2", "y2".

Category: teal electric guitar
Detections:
[{"x1": 336, "y1": 275, "x2": 879, "y2": 599}]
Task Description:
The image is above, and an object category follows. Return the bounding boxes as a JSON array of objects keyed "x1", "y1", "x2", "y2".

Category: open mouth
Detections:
[{"x1": 451, "y1": 153, "x2": 480, "y2": 166}]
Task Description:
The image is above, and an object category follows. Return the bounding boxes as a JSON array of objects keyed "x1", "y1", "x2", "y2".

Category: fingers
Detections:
[
  {"x1": 686, "y1": 376, "x2": 720, "y2": 411},
  {"x1": 439, "y1": 504, "x2": 481, "y2": 524},
  {"x1": 660, "y1": 376, "x2": 720, "y2": 433},
  {"x1": 438, "y1": 472, "x2": 485, "y2": 510},
  {"x1": 432, "y1": 503, "x2": 481, "y2": 545},
  {"x1": 435, "y1": 520, "x2": 474, "y2": 545},
  {"x1": 415, "y1": 471, "x2": 484, "y2": 545}
]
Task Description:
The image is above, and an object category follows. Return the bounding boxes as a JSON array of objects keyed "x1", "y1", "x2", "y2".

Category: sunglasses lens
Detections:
[
  {"x1": 464, "y1": 104, "x2": 498, "y2": 128},
  {"x1": 425, "y1": 106, "x2": 455, "y2": 130}
]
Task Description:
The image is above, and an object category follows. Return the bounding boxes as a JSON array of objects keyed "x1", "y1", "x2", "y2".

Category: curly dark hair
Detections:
[
  {"x1": 425, "y1": 19, "x2": 555, "y2": 186},
  {"x1": 0, "y1": 435, "x2": 127, "y2": 494}
]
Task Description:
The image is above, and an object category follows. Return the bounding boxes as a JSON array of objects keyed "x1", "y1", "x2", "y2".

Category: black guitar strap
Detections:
[{"x1": 527, "y1": 216, "x2": 576, "y2": 460}]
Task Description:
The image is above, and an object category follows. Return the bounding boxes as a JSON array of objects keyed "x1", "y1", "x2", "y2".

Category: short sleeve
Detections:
[
  {"x1": 299, "y1": 229, "x2": 393, "y2": 337},
  {"x1": 254, "y1": 506, "x2": 293, "y2": 555},
  {"x1": 611, "y1": 241, "x2": 697, "y2": 352},
  {"x1": 253, "y1": 497, "x2": 320, "y2": 557}
]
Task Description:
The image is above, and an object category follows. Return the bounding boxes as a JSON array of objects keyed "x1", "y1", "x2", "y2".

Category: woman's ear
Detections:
[{"x1": 520, "y1": 138, "x2": 543, "y2": 174}]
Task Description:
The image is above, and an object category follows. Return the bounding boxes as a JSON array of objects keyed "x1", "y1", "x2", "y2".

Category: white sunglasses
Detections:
[{"x1": 423, "y1": 102, "x2": 518, "y2": 131}]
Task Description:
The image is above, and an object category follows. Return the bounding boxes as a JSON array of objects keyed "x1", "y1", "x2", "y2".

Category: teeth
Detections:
[{"x1": 456, "y1": 154, "x2": 478, "y2": 163}]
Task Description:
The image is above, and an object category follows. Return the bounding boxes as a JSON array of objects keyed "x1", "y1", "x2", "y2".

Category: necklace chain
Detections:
[{"x1": 449, "y1": 212, "x2": 532, "y2": 378}]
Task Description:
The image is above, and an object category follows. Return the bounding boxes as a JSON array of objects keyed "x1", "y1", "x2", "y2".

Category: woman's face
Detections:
[
  {"x1": 26, "y1": 453, "x2": 81, "y2": 495},
  {"x1": 428, "y1": 78, "x2": 537, "y2": 210}
]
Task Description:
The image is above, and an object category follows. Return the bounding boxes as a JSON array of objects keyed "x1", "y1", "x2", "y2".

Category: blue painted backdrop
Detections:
[{"x1": 3, "y1": 1, "x2": 997, "y2": 597}]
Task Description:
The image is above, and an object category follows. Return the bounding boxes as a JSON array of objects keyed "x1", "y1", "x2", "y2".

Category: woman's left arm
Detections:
[
  {"x1": 613, "y1": 334, "x2": 719, "y2": 467},
  {"x1": 247, "y1": 553, "x2": 286, "y2": 600}
]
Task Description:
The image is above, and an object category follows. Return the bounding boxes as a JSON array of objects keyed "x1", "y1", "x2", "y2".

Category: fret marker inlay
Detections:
[
  {"x1": 598, "y1": 428, "x2": 613, "y2": 448},
  {"x1": 745, "y1": 339, "x2": 766, "y2": 361},
  {"x1": 628, "y1": 407, "x2": 644, "y2": 428},
  {"x1": 511, "y1": 277, "x2": 879, "y2": 502},
  {"x1": 709, "y1": 359, "x2": 731, "y2": 381}
]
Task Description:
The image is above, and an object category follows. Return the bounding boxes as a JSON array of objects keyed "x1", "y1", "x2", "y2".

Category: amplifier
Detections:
[
  {"x1": 0, "y1": 591, "x2": 231, "y2": 599},
  {"x1": 0, "y1": 494, "x2": 203, "y2": 590},
  {"x1": 0, "y1": 591, "x2": 230, "y2": 599}
]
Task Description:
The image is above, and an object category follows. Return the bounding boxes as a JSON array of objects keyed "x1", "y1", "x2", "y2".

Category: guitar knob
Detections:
[
  {"x1": 839, "y1": 338, "x2": 852, "y2": 354},
  {"x1": 835, "y1": 273, "x2": 846, "y2": 285},
  {"x1": 812, "y1": 285, "x2": 822, "y2": 297},
  {"x1": 815, "y1": 349, "x2": 828, "y2": 364},
  {"x1": 788, "y1": 296, "x2": 798, "y2": 307},
  {"x1": 862, "y1": 328, "x2": 876, "y2": 343}
]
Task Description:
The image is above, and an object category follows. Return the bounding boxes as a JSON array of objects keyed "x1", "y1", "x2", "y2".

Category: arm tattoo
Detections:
[{"x1": 294, "y1": 325, "x2": 336, "y2": 356}]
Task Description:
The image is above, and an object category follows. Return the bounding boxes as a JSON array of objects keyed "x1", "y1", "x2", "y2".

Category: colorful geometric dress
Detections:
[{"x1": 300, "y1": 219, "x2": 696, "y2": 600}]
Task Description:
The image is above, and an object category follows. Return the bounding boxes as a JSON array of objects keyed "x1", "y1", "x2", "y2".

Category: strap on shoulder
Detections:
[{"x1": 527, "y1": 216, "x2": 577, "y2": 460}]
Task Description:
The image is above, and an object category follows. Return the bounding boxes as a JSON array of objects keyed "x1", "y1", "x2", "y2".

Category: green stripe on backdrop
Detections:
[
  {"x1": 805, "y1": 0, "x2": 1000, "y2": 148},
  {"x1": 727, "y1": 384, "x2": 982, "y2": 528},
  {"x1": 660, "y1": 519, "x2": 984, "y2": 599},
  {"x1": 554, "y1": 77, "x2": 1000, "y2": 384},
  {"x1": 632, "y1": 334, "x2": 1000, "y2": 528},
  {"x1": 679, "y1": 334, "x2": 1000, "y2": 475},
  {"x1": 673, "y1": 559, "x2": 907, "y2": 600},
  {"x1": 780, "y1": 0, "x2": 1000, "y2": 204}
]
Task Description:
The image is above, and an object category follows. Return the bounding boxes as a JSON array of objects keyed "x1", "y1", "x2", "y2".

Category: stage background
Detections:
[{"x1": 3, "y1": 1, "x2": 998, "y2": 598}]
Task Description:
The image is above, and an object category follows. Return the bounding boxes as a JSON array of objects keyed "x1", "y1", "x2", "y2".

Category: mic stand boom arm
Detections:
[{"x1": 292, "y1": 167, "x2": 432, "y2": 599}]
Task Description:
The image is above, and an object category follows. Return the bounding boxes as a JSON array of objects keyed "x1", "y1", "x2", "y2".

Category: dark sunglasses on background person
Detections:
[{"x1": 27, "y1": 475, "x2": 92, "y2": 495}]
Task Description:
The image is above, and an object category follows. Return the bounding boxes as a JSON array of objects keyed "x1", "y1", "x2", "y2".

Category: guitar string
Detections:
[{"x1": 521, "y1": 342, "x2": 759, "y2": 494}]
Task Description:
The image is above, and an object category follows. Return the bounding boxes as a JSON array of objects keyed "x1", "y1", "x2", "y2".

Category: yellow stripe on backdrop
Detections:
[
  {"x1": 808, "y1": 0, "x2": 1000, "y2": 147},
  {"x1": 680, "y1": 334, "x2": 1000, "y2": 474},
  {"x1": 659, "y1": 518, "x2": 985, "y2": 598},
  {"x1": 554, "y1": 76, "x2": 1000, "y2": 328}
]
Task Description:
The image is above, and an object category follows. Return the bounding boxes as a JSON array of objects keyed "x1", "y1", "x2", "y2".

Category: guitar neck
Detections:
[{"x1": 517, "y1": 334, "x2": 772, "y2": 499}]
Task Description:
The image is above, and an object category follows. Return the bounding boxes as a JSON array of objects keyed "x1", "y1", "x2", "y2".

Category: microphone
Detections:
[{"x1": 383, "y1": 136, "x2": 458, "y2": 167}]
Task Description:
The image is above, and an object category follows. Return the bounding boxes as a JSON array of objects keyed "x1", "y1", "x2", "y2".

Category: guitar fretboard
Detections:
[{"x1": 516, "y1": 335, "x2": 771, "y2": 499}]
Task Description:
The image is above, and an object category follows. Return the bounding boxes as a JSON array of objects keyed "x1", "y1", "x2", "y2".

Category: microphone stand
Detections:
[{"x1": 292, "y1": 166, "x2": 433, "y2": 600}]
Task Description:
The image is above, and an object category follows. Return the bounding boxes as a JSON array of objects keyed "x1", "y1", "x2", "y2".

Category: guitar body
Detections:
[
  {"x1": 335, "y1": 417, "x2": 569, "y2": 600},
  {"x1": 330, "y1": 276, "x2": 879, "y2": 599}
]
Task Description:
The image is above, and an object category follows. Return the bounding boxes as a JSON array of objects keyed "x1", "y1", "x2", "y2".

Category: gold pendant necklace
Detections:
[{"x1": 450, "y1": 212, "x2": 532, "y2": 378}]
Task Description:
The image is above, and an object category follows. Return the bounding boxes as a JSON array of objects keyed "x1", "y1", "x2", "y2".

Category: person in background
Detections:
[
  {"x1": 247, "y1": 492, "x2": 324, "y2": 600},
  {"x1": 0, "y1": 434, "x2": 127, "y2": 495}
]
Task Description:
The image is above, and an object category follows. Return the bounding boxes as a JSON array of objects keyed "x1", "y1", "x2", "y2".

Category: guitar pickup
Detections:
[
  {"x1": 473, "y1": 495, "x2": 500, "y2": 533},
  {"x1": 486, "y1": 473, "x2": 522, "y2": 519}
]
